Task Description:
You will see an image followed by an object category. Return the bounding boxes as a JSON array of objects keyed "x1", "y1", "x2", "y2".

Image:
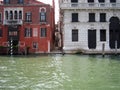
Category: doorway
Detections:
[
  {"x1": 109, "y1": 17, "x2": 120, "y2": 49},
  {"x1": 88, "y1": 30, "x2": 96, "y2": 49}
]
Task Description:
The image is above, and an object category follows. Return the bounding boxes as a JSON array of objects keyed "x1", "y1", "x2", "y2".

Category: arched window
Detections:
[
  {"x1": 19, "y1": 11, "x2": 22, "y2": 19},
  {"x1": 10, "y1": 11, "x2": 13, "y2": 20},
  {"x1": 5, "y1": 11, "x2": 8, "y2": 20},
  {"x1": 40, "y1": 8, "x2": 46, "y2": 22},
  {"x1": 14, "y1": 11, "x2": 18, "y2": 19}
]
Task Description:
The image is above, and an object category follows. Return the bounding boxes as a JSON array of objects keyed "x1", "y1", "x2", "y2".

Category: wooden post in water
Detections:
[
  {"x1": 115, "y1": 40, "x2": 117, "y2": 55},
  {"x1": 10, "y1": 38, "x2": 13, "y2": 56},
  {"x1": 102, "y1": 43, "x2": 105, "y2": 57}
]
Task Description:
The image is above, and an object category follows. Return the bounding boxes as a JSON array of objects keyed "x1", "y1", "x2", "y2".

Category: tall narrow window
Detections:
[
  {"x1": 72, "y1": 13, "x2": 78, "y2": 22},
  {"x1": 0, "y1": 13, "x2": 2, "y2": 22},
  {"x1": 100, "y1": 29, "x2": 106, "y2": 41},
  {"x1": 14, "y1": 11, "x2": 18, "y2": 20},
  {"x1": 19, "y1": 11, "x2": 22, "y2": 19},
  {"x1": 100, "y1": 13, "x2": 106, "y2": 22},
  {"x1": 72, "y1": 29, "x2": 78, "y2": 42},
  {"x1": 24, "y1": 28, "x2": 32, "y2": 37},
  {"x1": 10, "y1": 11, "x2": 13, "y2": 20},
  {"x1": 0, "y1": 29, "x2": 3, "y2": 37},
  {"x1": 5, "y1": 11, "x2": 8, "y2": 20},
  {"x1": 40, "y1": 28, "x2": 47, "y2": 37},
  {"x1": 18, "y1": 0, "x2": 24, "y2": 4},
  {"x1": 4, "y1": 0, "x2": 10, "y2": 4},
  {"x1": 25, "y1": 12, "x2": 32, "y2": 22},
  {"x1": 89, "y1": 13, "x2": 95, "y2": 22},
  {"x1": 40, "y1": 9, "x2": 46, "y2": 22}
]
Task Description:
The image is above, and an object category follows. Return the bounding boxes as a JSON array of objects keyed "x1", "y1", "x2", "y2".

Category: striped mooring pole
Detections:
[{"x1": 10, "y1": 38, "x2": 13, "y2": 56}]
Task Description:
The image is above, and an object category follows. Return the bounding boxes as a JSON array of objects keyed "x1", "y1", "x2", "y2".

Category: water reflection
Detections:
[{"x1": 0, "y1": 55, "x2": 120, "y2": 90}]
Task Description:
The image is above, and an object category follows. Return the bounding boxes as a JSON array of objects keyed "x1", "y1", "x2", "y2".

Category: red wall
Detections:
[{"x1": 0, "y1": 1, "x2": 55, "y2": 53}]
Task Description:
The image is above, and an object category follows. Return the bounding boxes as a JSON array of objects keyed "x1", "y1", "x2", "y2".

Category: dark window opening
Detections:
[
  {"x1": 72, "y1": 29, "x2": 78, "y2": 42},
  {"x1": 71, "y1": 0, "x2": 78, "y2": 3},
  {"x1": 110, "y1": 0, "x2": 116, "y2": 3},
  {"x1": 5, "y1": 11, "x2": 8, "y2": 20},
  {"x1": 100, "y1": 13, "x2": 106, "y2": 22},
  {"x1": 98, "y1": 0, "x2": 105, "y2": 2},
  {"x1": 0, "y1": 29, "x2": 3, "y2": 37},
  {"x1": 88, "y1": 0, "x2": 94, "y2": 3},
  {"x1": 72, "y1": 13, "x2": 78, "y2": 22},
  {"x1": 71, "y1": 0, "x2": 78, "y2": 6},
  {"x1": 89, "y1": 13, "x2": 95, "y2": 22},
  {"x1": 100, "y1": 29, "x2": 106, "y2": 41},
  {"x1": 19, "y1": 11, "x2": 22, "y2": 19},
  {"x1": 10, "y1": 11, "x2": 13, "y2": 20},
  {"x1": 14, "y1": 11, "x2": 18, "y2": 20}
]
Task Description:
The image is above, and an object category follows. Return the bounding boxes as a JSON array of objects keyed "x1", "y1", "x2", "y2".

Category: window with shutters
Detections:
[
  {"x1": 24, "y1": 28, "x2": 32, "y2": 37},
  {"x1": 40, "y1": 8, "x2": 46, "y2": 22},
  {"x1": 40, "y1": 28, "x2": 47, "y2": 37},
  {"x1": 25, "y1": 12, "x2": 32, "y2": 22}
]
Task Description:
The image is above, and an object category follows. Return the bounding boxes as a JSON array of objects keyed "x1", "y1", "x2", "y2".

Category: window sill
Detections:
[{"x1": 71, "y1": 21, "x2": 80, "y2": 23}]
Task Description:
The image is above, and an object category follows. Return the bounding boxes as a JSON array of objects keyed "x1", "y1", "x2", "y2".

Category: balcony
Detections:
[
  {"x1": 60, "y1": 3, "x2": 120, "y2": 10},
  {"x1": 3, "y1": 19, "x2": 23, "y2": 25}
]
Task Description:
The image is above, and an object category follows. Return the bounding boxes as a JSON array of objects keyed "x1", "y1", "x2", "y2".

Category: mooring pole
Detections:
[
  {"x1": 102, "y1": 43, "x2": 105, "y2": 57},
  {"x1": 10, "y1": 38, "x2": 13, "y2": 56},
  {"x1": 115, "y1": 40, "x2": 117, "y2": 55}
]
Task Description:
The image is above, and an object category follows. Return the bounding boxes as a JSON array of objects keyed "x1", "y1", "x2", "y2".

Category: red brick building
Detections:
[{"x1": 0, "y1": 0, "x2": 55, "y2": 54}]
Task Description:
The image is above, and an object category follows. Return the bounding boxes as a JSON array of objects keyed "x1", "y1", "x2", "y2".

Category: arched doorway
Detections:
[{"x1": 109, "y1": 17, "x2": 120, "y2": 49}]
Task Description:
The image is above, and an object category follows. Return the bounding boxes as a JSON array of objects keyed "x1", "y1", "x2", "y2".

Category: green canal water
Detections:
[{"x1": 0, "y1": 55, "x2": 120, "y2": 90}]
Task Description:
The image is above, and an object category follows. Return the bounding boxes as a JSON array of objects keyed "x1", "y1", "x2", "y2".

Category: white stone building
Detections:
[{"x1": 59, "y1": 0, "x2": 120, "y2": 54}]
